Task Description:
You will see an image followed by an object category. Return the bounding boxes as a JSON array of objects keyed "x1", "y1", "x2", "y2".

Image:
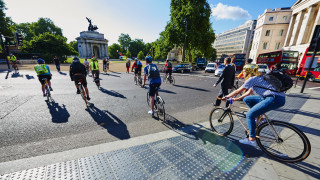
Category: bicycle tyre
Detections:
[
  {"x1": 46, "y1": 85, "x2": 50, "y2": 101},
  {"x1": 80, "y1": 85, "x2": 88, "y2": 106},
  {"x1": 134, "y1": 76, "x2": 137, "y2": 85},
  {"x1": 147, "y1": 92, "x2": 150, "y2": 107},
  {"x1": 157, "y1": 96, "x2": 165, "y2": 122},
  {"x1": 256, "y1": 120, "x2": 311, "y2": 163},
  {"x1": 171, "y1": 76, "x2": 175, "y2": 85},
  {"x1": 209, "y1": 108, "x2": 234, "y2": 136}
]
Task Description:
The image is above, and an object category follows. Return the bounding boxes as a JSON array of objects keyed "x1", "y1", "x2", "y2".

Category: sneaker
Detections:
[
  {"x1": 49, "y1": 87, "x2": 53, "y2": 91},
  {"x1": 87, "y1": 96, "x2": 91, "y2": 101},
  {"x1": 43, "y1": 93, "x2": 46, "y2": 97},
  {"x1": 148, "y1": 110, "x2": 154, "y2": 115},
  {"x1": 239, "y1": 138, "x2": 257, "y2": 147},
  {"x1": 212, "y1": 103, "x2": 219, "y2": 106},
  {"x1": 76, "y1": 89, "x2": 80, "y2": 94}
]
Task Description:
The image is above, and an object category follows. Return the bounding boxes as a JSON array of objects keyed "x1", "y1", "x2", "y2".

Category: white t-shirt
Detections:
[{"x1": 84, "y1": 60, "x2": 89, "y2": 65}]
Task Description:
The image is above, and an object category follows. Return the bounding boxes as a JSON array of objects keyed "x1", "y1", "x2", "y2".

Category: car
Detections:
[
  {"x1": 173, "y1": 64, "x2": 192, "y2": 73},
  {"x1": 205, "y1": 63, "x2": 217, "y2": 73},
  {"x1": 257, "y1": 64, "x2": 270, "y2": 74},
  {"x1": 127, "y1": 58, "x2": 133, "y2": 61},
  {"x1": 215, "y1": 64, "x2": 225, "y2": 76}
]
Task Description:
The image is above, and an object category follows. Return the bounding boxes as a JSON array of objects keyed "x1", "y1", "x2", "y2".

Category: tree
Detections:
[
  {"x1": 21, "y1": 32, "x2": 78, "y2": 62},
  {"x1": 164, "y1": 0, "x2": 215, "y2": 62},
  {"x1": 137, "y1": 51, "x2": 145, "y2": 60},
  {"x1": 126, "y1": 49, "x2": 131, "y2": 58},
  {"x1": 0, "y1": 0, "x2": 15, "y2": 52},
  {"x1": 128, "y1": 39, "x2": 145, "y2": 57},
  {"x1": 69, "y1": 41, "x2": 78, "y2": 52},
  {"x1": 118, "y1": 33, "x2": 131, "y2": 51},
  {"x1": 108, "y1": 43, "x2": 121, "y2": 59}
]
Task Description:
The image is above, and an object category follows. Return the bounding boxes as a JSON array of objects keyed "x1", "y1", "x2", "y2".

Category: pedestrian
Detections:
[
  {"x1": 53, "y1": 56, "x2": 60, "y2": 72},
  {"x1": 213, "y1": 57, "x2": 235, "y2": 107},
  {"x1": 126, "y1": 60, "x2": 131, "y2": 73}
]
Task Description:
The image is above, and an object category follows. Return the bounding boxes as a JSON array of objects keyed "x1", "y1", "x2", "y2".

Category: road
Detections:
[{"x1": 1, "y1": 70, "x2": 319, "y2": 163}]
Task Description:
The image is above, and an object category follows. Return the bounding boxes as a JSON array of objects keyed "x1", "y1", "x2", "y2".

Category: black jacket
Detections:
[
  {"x1": 215, "y1": 64, "x2": 235, "y2": 89},
  {"x1": 70, "y1": 61, "x2": 87, "y2": 79}
]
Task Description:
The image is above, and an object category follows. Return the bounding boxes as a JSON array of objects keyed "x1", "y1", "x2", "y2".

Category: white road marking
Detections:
[{"x1": 308, "y1": 87, "x2": 320, "y2": 90}]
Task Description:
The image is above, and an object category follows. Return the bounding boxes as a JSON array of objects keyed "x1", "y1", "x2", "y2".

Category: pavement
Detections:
[{"x1": 0, "y1": 70, "x2": 320, "y2": 179}]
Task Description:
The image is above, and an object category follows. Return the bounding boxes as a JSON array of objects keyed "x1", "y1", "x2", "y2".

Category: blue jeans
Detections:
[{"x1": 244, "y1": 95, "x2": 286, "y2": 138}]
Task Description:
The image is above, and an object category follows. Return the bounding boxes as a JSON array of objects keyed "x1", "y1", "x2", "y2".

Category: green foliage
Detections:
[
  {"x1": 0, "y1": 0, "x2": 14, "y2": 38},
  {"x1": 118, "y1": 33, "x2": 131, "y2": 51},
  {"x1": 20, "y1": 32, "x2": 78, "y2": 62},
  {"x1": 137, "y1": 51, "x2": 145, "y2": 60},
  {"x1": 128, "y1": 39, "x2": 145, "y2": 57},
  {"x1": 126, "y1": 49, "x2": 131, "y2": 58},
  {"x1": 69, "y1": 41, "x2": 78, "y2": 52},
  {"x1": 164, "y1": 0, "x2": 215, "y2": 61},
  {"x1": 144, "y1": 43, "x2": 153, "y2": 56},
  {"x1": 108, "y1": 43, "x2": 121, "y2": 59}
]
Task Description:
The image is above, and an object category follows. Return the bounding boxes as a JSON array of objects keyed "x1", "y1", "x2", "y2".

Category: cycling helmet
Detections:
[
  {"x1": 145, "y1": 56, "x2": 152, "y2": 63},
  {"x1": 37, "y1": 58, "x2": 45, "y2": 64},
  {"x1": 73, "y1": 57, "x2": 79, "y2": 62},
  {"x1": 243, "y1": 64, "x2": 258, "y2": 74}
]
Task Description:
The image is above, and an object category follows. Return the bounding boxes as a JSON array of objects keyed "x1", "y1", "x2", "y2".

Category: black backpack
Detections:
[
  {"x1": 262, "y1": 70, "x2": 293, "y2": 92},
  {"x1": 148, "y1": 64, "x2": 160, "y2": 79},
  {"x1": 167, "y1": 62, "x2": 172, "y2": 68}
]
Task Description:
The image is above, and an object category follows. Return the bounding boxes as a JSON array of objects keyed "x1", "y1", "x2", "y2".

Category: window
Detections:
[
  {"x1": 269, "y1": 17, "x2": 274, "y2": 21},
  {"x1": 279, "y1": 29, "x2": 284, "y2": 36},
  {"x1": 265, "y1": 30, "x2": 270, "y2": 36},
  {"x1": 263, "y1": 42, "x2": 268, "y2": 49},
  {"x1": 283, "y1": 16, "x2": 287, "y2": 21},
  {"x1": 275, "y1": 42, "x2": 281, "y2": 50}
]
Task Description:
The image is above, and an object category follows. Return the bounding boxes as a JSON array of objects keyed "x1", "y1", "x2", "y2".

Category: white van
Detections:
[{"x1": 205, "y1": 63, "x2": 217, "y2": 73}]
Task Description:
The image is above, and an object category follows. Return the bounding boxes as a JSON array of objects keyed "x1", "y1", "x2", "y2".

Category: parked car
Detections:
[
  {"x1": 127, "y1": 58, "x2": 133, "y2": 61},
  {"x1": 215, "y1": 64, "x2": 225, "y2": 76},
  {"x1": 205, "y1": 63, "x2": 217, "y2": 73},
  {"x1": 257, "y1": 64, "x2": 270, "y2": 74},
  {"x1": 173, "y1": 64, "x2": 192, "y2": 73}
]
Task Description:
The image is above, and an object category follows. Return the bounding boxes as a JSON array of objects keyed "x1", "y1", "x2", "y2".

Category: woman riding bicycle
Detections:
[{"x1": 224, "y1": 64, "x2": 286, "y2": 146}]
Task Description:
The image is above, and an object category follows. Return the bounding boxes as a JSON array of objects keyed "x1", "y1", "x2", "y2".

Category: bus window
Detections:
[{"x1": 314, "y1": 63, "x2": 320, "y2": 72}]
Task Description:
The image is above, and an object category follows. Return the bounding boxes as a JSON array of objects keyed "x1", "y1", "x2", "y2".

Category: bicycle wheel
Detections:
[
  {"x1": 162, "y1": 75, "x2": 166, "y2": 83},
  {"x1": 209, "y1": 108, "x2": 234, "y2": 136},
  {"x1": 256, "y1": 120, "x2": 311, "y2": 163},
  {"x1": 46, "y1": 85, "x2": 50, "y2": 101},
  {"x1": 80, "y1": 85, "x2": 88, "y2": 106},
  {"x1": 157, "y1": 96, "x2": 165, "y2": 122},
  {"x1": 134, "y1": 76, "x2": 137, "y2": 85},
  {"x1": 171, "y1": 76, "x2": 175, "y2": 85}
]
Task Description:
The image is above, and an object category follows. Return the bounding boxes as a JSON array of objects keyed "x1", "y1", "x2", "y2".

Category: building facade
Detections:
[
  {"x1": 76, "y1": 31, "x2": 109, "y2": 59},
  {"x1": 283, "y1": 0, "x2": 320, "y2": 64},
  {"x1": 213, "y1": 20, "x2": 257, "y2": 58},
  {"x1": 249, "y1": 8, "x2": 292, "y2": 62}
]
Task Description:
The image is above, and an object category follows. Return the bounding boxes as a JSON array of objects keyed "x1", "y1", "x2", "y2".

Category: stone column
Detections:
[
  {"x1": 285, "y1": 13, "x2": 296, "y2": 47},
  {"x1": 297, "y1": 5, "x2": 317, "y2": 45},
  {"x1": 289, "y1": 10, "x2": 305, "y2": 46},
  {"x1": 308, "y1": 5, "x2": 320, "y2": 44}
]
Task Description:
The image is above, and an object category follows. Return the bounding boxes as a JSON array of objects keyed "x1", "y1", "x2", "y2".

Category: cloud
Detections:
[{"x1": 211, "y1": 3, "x2": 251, "y2": 20}]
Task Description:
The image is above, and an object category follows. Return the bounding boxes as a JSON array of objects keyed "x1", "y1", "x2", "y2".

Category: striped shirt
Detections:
[{"x1": 242, "y1": 76, "x2": 285, "y2": 97}]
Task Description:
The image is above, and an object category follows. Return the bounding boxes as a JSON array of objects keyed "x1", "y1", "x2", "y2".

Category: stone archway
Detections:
[{"x1": 93, "y1": 46, "x2": 100, "y2": 58}]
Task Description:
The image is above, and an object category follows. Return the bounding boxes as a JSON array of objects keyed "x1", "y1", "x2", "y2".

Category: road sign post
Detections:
[{"x1": 300, "y1": 25, "x2": 320, "y2": 93}]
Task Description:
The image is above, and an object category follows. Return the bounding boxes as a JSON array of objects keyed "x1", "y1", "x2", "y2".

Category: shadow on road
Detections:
[
  {"x1": 11, "y1": 72, "x2": 23, "y2": 78},
  {"x1": 158, "y1": 88, "x2": 176, "y2": 94},
  {"x1": 101, "y1": 73, "x2": 121, "y2": 78},
  {"x1": 173, "y1": 84, "x2": 210, "y2": 92},
  {"x1": 46, "y1": 99, "x2": 70, "y2": 123},
  {"x1": 284, "y1": 161, "x2": 320, "y2": 179},
  {"x1": 86, "y1": 105, "x2": 130, "y2": 140},
  {"x1": 59, "y1": 71, "x2": 67, "y2": 76},
  {"x1": 99, "y1": 87, "x2": 126, "y2": 99},
  {"x1": 25, "y1": 74, "x2": 35, "y2": 80}
]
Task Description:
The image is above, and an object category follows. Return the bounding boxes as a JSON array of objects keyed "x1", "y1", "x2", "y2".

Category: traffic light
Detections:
[
  {"x1": 15, "y1": 32, "x2": 23, "y2": 46},
  {"x1": 4, "y1": 37, "x2": 15, "y2": 46}
]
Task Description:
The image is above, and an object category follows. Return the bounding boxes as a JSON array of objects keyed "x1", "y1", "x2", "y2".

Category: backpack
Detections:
[
  {"x1": 35, "y1": 64, "x2": 47, "y2": 74},
  {"x1": 147, "y1": 64, "x2": 160, "y2": 79},
  {"x1": 167, "y1": 62, "x2": 172, "y2": 68},
  {"x1": 262, "y1": 70, "x2": 293, "y2": 92},
  {"x1": 71, "y1": 62, "x2": 83, "y2": 73},
  {"x1": 137, "y1": 61, "x2": 142, "y2": 68}
]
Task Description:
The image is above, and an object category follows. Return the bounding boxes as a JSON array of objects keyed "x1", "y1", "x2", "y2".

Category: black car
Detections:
[{"x1": 173, "y1": 64, "x2": 192, "y2": 73}]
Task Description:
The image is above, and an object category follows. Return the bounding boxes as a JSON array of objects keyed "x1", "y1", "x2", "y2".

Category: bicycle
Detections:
[
  {"x1": 42, "y1": 78, "x2": 51, "y2": 101},
  {"x1": 209, "y1": 98, "x2": 311, "y2": 163},
  {"x1": 163, "y1": 74, "x2": 175, "y2": 85},
  {"x1": 76, "y1": 79, "x2": 88, "y2": 107},
  {"x1": 147, "y1": 87, "x2": 166, "y2": 122}
]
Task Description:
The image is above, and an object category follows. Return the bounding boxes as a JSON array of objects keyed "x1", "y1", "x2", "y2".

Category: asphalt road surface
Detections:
[{"x1": 1, "y1": 70, "x2": 319, "y2": 163}]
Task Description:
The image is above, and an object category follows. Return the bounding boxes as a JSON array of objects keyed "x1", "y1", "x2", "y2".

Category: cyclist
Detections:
[
  {"x1": 8, "y1": 53, "x2": 18, "y2": 70},
  {"x1": 53, "y1": 56, "x2": 60, "y2": 72},
  {"x1": 34, "y1": 58, "x2": 53, "y2": 97},
  {"x1": 83, "y1": 58, "x2": 90, "y2": 73},
  {"x1": 223, "y1": 64, "x2": 286, "y2": 146},
  {"x1": 131, "y1": 58, "x2": 142, "y2": 82},
  {"x1": 70, "y1": 57, "x2": 90, "y2": 100},
  {"x1": 142, "y1": 56, "x2": 161, "y2": 115},
  {"x1": 163, "y1": 60, "x2": 173, "y2": 80},
  {"x1": 106, "y1": 57, "x2": 110, "y2": 70},
  {"x1": 103, "y1": 58, "x2": 107, "y2": 71},
  {"x1": 90, "y1": 57, "x2": 100, "y2": 87}
]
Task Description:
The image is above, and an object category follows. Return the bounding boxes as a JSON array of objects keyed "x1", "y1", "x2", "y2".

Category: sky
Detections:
[{"x1": 3, "y1": 0, "x2": 297, "y2": 45}]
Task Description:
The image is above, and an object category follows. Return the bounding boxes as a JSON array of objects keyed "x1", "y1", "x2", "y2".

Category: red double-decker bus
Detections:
[
  {"x1": 230, "y1": 53, "x2": 246, "y2": 70},
  {"x1": 296, "y1": 47, "x2": 320, "y2": 82},
  {"x1": 256, "y1": 50, "x2": 299, "y2": 75}
]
